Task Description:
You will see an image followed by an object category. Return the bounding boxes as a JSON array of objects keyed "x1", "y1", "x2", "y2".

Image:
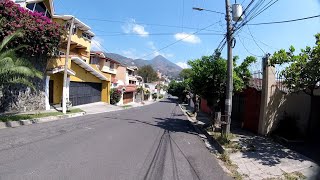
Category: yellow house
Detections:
[
  {"x1": 45, "y1": 15, "x2": 111, "y2": 109},
  {"x1": 14, "y1": 0, "x2": 111, "y2": 110}
]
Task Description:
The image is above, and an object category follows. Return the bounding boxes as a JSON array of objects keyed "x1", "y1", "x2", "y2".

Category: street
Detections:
[{"x1": 0, "y1": 99, "x2": 231, "y2": 180}]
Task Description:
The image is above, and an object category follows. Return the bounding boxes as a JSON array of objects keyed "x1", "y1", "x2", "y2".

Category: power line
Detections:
[
  {"x1": 137, "y1": 21, "x2": 223, "y2": 60},
  {"x1": 237, "y1": 35, "x2": 263, "y2": 57},
  {"x1": 79, "y1": 17, "x2": 223, "y2": 33},
  {"x1": 246, "y1": 25, "x2": 265, "y2": 54},
  {"x1": 91, "y1": 39, "x2": 110, "y2": 52},
  {"x1": 95, "y1": 32, "x2": 224, "y2": 37},
  {"x1": 235, "y1": 0, "x2": 279, "y2": 31},
  {"x1": 248, "y1": 14, "x2": 320, "y2": 26}
]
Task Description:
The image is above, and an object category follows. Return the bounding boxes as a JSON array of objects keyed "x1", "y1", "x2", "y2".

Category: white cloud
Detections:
[
  {"x1": 176, "y1": 62, "x2": 190, "y2": 69},
  {"x1": 91, "y1": 37, "x2": 105, "y2": 51},
  {"x1": 174, "y1": 32, "x2": 201, "y2": 44},
  {"x1": 121, "y1": 49, "x2": 141, "y2": 59},
  {"x1": 122, "y1": 19, "x2": 149, "y2": 37},
  {"x1": 147, "y1": 41, "x2": 174, "y2": 58}
]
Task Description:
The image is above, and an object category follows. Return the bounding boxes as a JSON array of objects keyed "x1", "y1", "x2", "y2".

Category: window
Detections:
[
  {"x1": 26, "y1": 3, "x2": 35, "y2": 11},
  {"x1": 110, "y1": 62, "x2": 115, "y2": 70},
  {"x1": 34, "y1": 2, "x2": 46, "y2": 14},
  {"x1": 90, "y1": 57, "x2": 100, "y2": 65},
  {"x1": 72, "y1": 25, "x2": 77, "y2": 35},
  {"x1": 54, "y1": 50, "x2": 65, "y2": 56},
  {"x1": 82, "y1": 33, "x2": 92, "y2": 40},
  {"x1": 26, "y1": 2, "x2": 51, "y2": 18}
]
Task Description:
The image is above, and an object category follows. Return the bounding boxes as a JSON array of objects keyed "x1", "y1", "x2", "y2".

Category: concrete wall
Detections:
[
  {"x1": 258, "y1": 60, "x2": 317, "y2": 135},
  {"x1": 265, "y1": 89, "x2": 312, "y2": 136},
  {"x1": 116, "y1": 66, "x2": 127, "y2": 84}
]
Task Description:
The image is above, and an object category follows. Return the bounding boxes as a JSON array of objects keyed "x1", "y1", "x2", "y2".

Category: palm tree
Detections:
[{"x1": 0, "y1": 30, "x2": 42, "y2": 89}]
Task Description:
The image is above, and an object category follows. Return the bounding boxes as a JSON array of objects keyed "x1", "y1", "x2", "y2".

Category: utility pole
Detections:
[
  {"x1": 223, "y1": 0, "x2": 233, "y2": 135},
  {"x1": 62, "y1": 17, "x2": 75, "y2": 114}
]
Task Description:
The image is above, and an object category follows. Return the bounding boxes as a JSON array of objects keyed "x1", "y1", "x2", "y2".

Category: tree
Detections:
[
  {"x1": 270, "y1": 34, "x2": 320, "y2": 96},
  {"x1": 168, "y1": 80, "x2": 188, "y2": 101},
  {"x1": 270, "y1": 33, "x2": 320, "y2": 137},
  {"x1": 137, "y1": 65, "x2": 159, "y2": 83},
  {"x1": 110, "y1": 88, "x2": 122, "y2": 105},
  {"x1": 187, "y1": 50, "x2": 256, "y2": 111},
  {"x1": 179, "y1": 68, "x2": 192, "y2": 80},
  {"x1": 0, "y1": 30, "x2": 42, "y2": 89}
]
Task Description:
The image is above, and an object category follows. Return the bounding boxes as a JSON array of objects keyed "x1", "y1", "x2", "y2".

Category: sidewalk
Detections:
[
  {"x1": 180, "y1": 104, "x2": 320, "y2": 180},
  {"x1": 75, "y1": 100, "x2": 158, "y2": 115}
]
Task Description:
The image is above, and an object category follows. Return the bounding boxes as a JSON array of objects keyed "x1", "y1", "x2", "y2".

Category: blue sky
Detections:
[{"x1": 54, "y1": 0, "x2": 320, "y2": 69}]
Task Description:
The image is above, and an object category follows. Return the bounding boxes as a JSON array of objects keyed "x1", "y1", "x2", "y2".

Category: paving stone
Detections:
[
  {"x1": 6, "y1": 121, "x2": 20, "y2": 128},
  {"x1": 0, "y1": 122, "x2": 7, "y2": 129},
  {"x1": 20, "y1": 120, "x2": 32, "y2": 126}
]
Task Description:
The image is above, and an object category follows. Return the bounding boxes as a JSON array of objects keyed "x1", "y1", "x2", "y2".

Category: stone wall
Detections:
[
  {"x1": 0, "y1": 79, "x2": 46, "y2": 113},
  {"x1": 0, "y1": 57, "x2": 47, "y2": 114}
]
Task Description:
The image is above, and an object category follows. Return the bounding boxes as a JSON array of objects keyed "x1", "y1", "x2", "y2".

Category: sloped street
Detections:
[{"x1": 0, "y1": 99, "x2": 231, "y2": 180}]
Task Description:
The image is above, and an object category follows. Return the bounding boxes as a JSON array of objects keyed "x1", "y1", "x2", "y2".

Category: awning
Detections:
[
  {"x1": 47, "y1": 66, "x2": 76, "y2": 76},
  {"x1": 71, "y1": 57, "x2": 109, "y2": 81},
  {"x1": 118, "y1": 85, "x2": 137, "y2": 93}
]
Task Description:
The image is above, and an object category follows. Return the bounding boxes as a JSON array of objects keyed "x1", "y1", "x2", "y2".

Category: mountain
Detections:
[{"x1": 105, "y1": 53, "x2": 182, "y2": 77}]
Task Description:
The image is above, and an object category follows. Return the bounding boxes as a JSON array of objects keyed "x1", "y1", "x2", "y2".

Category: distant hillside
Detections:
[{"x1": 105, "y1": 53, "x2": 182, "y2": 77}]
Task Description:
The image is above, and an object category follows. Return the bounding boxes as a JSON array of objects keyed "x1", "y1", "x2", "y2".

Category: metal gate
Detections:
[
  {"x1": 69, "y1": 82, "x2": 102, "y2": 106},
  {"x1": 123, "y1": 92, "x2": 133, "y2": 104}
]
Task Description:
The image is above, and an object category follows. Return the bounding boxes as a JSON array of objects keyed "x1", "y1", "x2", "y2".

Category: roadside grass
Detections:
[
  {"x1": 212, "y1": 132, "x2": 242, "y2": 152},
  {"x1": 283, "y1": 172, "x2": 306, "y2": 180},
  {"x1": 122, "y1": 105, "x2": 132, "y2": 109},
  {"x1": 0, "y1": 108, "x2": 84, "y2": 122},
  {"x1": 262, "y1": 171, "x2": 306, "y2": 180},
  {"x1": 218, "y1": 152, "x2": 245, "y2": 180}
]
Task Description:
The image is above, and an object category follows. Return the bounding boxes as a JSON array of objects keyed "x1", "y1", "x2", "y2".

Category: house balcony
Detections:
[
  {"x1": 60, "y1": 34, "x2": 91, "y2": 53},
  {"x1": 47, "y1": 54, "x2": 88, "y2": 70},
  {"x1": 128, "y1": 75, "x2": 138, "y2": 81},
  {"x1": 101, "y1": 66, "x2": 117, "y2": 75}
]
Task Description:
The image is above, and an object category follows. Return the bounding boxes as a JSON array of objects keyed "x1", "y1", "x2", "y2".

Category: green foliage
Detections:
[
  {"x1": 0, "y1": 1, "x2": 62, "y2": 58},
  {"x1": 110, "y1": 88, "x2": 122, "y2": 105},
  {"x1": 159, "y1": 94, "x2": 164, "y2": 99},
  {"x1": 152, "y1": 93, "x2": 157, "y2": 100},
  {"x1": 0, "y1": 108, "x2": 84, "y2": 122},
  {"x1": 0, "y1": 30, "x2": 42, "y2": 89},
  {"x1": 136, "y1": 86, "x2": 143, "y2": 93},
  {"x1": 187, "y1": 50, "x2": 256, "y2": 109},
  {"x1": 137, "y1": 65, "x2": 159, "y2": 83},
  {"x1": 179, "y1": 68, "x2": 192, "y2": 80},
  {"x1": 270, "y1": 33, "x2": 320, "y2": 96},
  {"x1": 168, "y1": 80, "x2": 188, "y2": 100}
]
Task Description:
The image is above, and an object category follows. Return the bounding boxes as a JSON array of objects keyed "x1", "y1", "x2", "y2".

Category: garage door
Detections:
[
  {"x1": 123, "y1": 92, "x2": 133, "y2": 104},
  {"x1": 69, "y1": 82, "x2": 102, "y2": 106}
]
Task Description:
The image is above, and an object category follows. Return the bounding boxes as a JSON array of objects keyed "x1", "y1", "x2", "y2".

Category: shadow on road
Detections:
[{"x1": 104, "y1": 98, "x2": 198, "y2": 136}]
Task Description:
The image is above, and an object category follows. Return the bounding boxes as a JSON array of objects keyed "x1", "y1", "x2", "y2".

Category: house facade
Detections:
[
  {"x1": 45, "y1": 15, "x2": 111, "y2": 109},
  {"x1": 14, "y1": 0, "x2": 111, "y2": 110},
  {"x1": 90, "y1": 53, "x2": 144, "y2": 105}
]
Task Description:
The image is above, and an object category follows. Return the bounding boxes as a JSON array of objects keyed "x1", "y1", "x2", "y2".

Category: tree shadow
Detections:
[
  {"x1": 233, "y1": 128, "x2": 308, "y2": 166},
  {"x1": 104, "y1": 102, "x2": 198, "y2": 136}
]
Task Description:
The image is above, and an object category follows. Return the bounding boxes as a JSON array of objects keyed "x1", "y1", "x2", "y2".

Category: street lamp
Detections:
[{"x1": 192, "y1": 7, "x2": 225, "y2": 15}]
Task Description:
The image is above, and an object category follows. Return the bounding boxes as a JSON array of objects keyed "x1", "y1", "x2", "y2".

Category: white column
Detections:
[
  {"x1": 45, "y1": 75, "x2": 50, "y2": 110},
  {"x1": 66, "y1": 76, "x2": 70, "y2": 101}
]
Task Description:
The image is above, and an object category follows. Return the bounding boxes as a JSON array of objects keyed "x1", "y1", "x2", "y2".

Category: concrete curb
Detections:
[
  {"x1": 179, "y1": 104, "x2": 225, "y2": 154},
  {"x1": 1, "y1": 112, "x2": 86, "y2": 130}
]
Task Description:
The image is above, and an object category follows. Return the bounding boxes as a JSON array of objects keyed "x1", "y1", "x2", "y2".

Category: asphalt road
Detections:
[{"x1": 0, "y1": 98, "x2": 232, "y2": 180}]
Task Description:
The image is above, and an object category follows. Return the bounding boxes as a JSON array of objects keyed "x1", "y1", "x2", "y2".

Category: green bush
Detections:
[
  {"x1": 152, "y1": 93, "x2": 157, "y2": 100},
  {"x1": 159, "y1": 94, "x2": 164, "y2": 99},
  {"x1": 110, "y1": 88, "x2": 122, "y2": 105}
]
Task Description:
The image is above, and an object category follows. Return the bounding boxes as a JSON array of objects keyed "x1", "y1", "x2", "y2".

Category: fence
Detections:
[{"x1": 275, "y1": 71, "x2": 288, "y2": 93}]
